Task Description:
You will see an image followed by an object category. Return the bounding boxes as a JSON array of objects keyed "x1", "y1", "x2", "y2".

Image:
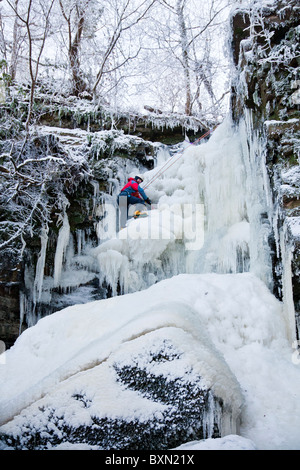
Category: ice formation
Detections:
[{"x1": 89, "y1": 115, "x2": 275, "y2": 298}]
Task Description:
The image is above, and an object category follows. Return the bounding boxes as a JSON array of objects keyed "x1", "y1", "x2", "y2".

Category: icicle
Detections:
[
  {"x1": 33, "y1": 225, "x2": 49, "y2": 305},
  {"x1": 76, "y1": 229, "x2": 84, "y2": 256},
  {"x1": 280, "y1": 221, "x2": 297, "y2": 343},
  {"x1": 156, "y1": 145, "x2": 171, "y2": 167},
  {"x1": 97, "y1": 249, "x2": 129, "y2": 296},
  {"x1": 91, "y1": 180, "x2": 99, "y2": 216},
  {"x1": 53, "y1": 213, "x2": 70, "y2": 288},
  {"x1": 19, "y1": 292, "x2": 27, "y2": 336},
  {"x1": 202, "y1": 392, "x2": 216, "y2": 439},
  {"x1": 96, "y1": 200, "x2": 117, "y2": 243},
  {"x1": 22, "y1": 264, "x2": 37, "y2": 328},
  {"x1": 238, "y1": 110, "x2": 274, "y2": 288}
]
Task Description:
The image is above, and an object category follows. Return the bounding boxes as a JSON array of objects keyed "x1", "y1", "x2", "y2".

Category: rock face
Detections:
[
  {"x1": 230, "y1": 0, "x2": 300, "y2": 334},
  {"x1": 37, "y1": 97, "x2": 210, "y2": 145},
  {"x1": 0, "y1": 284, "x2": 21, "y2": 348}
]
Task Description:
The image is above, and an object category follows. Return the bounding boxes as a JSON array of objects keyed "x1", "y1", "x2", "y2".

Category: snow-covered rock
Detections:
[
  {"x1": 0, "y1": 274, "x2": 246, "y2": 450},
  {"x1": 2, "y1": 272, "x2": 300, "y2": 450}
]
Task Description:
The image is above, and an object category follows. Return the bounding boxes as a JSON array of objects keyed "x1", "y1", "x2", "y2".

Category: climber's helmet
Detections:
[{"x1": 135, "y1": 176, "x2": 143, "y2": 183}]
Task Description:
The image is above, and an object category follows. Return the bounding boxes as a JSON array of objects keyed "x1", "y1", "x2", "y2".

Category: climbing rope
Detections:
[{"x1": 143, "y1": 126, "x2": 217, "y2": 189}]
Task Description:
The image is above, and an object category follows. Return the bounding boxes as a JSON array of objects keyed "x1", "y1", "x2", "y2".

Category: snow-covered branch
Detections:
[
  {"x1": 0, "y1": 128, "x2": 91, "y2": 257},
  {"x1": 16, "y1": 155, "x2": 67, "y2": 170}
]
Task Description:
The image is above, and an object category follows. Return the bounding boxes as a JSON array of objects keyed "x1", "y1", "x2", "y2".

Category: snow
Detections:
[
  {"x1": 1, "y1": 272, "x2": 300, "y2": 450},
  {"x1": 288, "y1": 217, "x2": 300, "y2": 239},
  {"x1": 42, "y1": 434, "x2": 256, "y2": 451},
  {"x1": 174, "y1": 434, "x2": 257, "y2": 450},
  {"x1": 28, "y1": 434, "x2": 256, "y2": 451},
  {"x1": 281, "y1": 166, "x2": 300, "y2": 193}
]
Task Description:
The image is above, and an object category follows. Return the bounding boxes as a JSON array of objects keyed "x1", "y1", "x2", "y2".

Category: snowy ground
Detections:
[{"x1": 1, "y1": 272, "x2": 300, "y2": 450}]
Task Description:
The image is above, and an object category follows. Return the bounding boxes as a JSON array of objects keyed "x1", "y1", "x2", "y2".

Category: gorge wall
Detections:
[{"x1": 230, "y1": 0, "x2": 299, "y2": 336}]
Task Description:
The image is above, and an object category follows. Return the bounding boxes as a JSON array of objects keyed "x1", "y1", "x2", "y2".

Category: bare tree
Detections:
[
  {"x1": 56, "y1": 0, "x2": 157, "y2": 100},
  {"x1": 0, "y1": 133, "x2": 90, "y2": 266},
  {"x1": 159, "y1": 0, "x2": 232, "y2": 116},
  {"x1": 176, "y1": 0, "x2": 192, "y2": 115},
  {"x1": 58, "y1": 0, "x2": 93, "y2": 96},
  {"x1": 8, "y1": 0, "x2": 22, "y2": 81},
  {"x1": 0, "y1": 0, "x2": 25, "y2": 82},
  {"x1": 91, "y1": 0, "x2": 157, "y2": 100},
  {"x1": 6, "y1": 0, "x2": 55, "y2": 131}
]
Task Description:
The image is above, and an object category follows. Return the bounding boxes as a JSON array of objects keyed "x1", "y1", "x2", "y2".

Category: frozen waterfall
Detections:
[
  {"x1": 92, "y1": 116, "x2": 274, "y2": 295},
  {"x1": 24, "y1": 115, "x2": 295, "y2": 342}
]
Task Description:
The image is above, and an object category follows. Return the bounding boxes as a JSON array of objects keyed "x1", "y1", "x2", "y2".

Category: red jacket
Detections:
[{"x1": 121, "y1": 178, "x2": 142, "y2": 199}]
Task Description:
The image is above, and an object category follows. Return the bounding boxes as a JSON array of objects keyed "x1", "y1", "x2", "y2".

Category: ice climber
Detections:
[{"x1": 118, "y1": 176, "x2": 151, "y2": 210}]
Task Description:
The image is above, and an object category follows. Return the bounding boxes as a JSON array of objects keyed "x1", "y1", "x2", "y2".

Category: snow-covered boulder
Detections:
[
  {"x1": 2, "y1": 271, "x2": 300, "y2": 450},
  {"x1": 0, "y1": 276, "x2": 244, "y2": 450}
]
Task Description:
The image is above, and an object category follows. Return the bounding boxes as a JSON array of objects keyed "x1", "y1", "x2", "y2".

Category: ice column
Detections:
[
  {"x1": 33, "y1": 225, "x2": 49, "y2": 305},
  {"x1": 53, "y1": 213, "x2": 70, "y2": 288},
  {"x1": 195, "y1": 118, "x2": 250, "y2": 275},
  {"x1": 279, "y1": 222, "x2": 297, "y2": 342},
  {"x1": 240, "y1": 110, "x2": 274, "y2": 288}
]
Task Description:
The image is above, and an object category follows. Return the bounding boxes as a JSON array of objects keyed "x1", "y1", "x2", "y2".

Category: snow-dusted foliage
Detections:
[
  {"x1": 0, "y1": 0, "x2": 231, "y2": 117},
  {"x1": 0, "y1": 130, "x2": 88, "y2": 259}
]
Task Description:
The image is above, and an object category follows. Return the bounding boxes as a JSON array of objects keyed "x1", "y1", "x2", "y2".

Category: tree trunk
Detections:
[
  {"x1": 9, "y1": 1, "x2": 20, "y2": 81},
  {"x1": 176, "y1": 0, "x2": 192, "y2": 116},
  {"x1": 69, "y1": 11, "x2": 88, "y2": 96}
]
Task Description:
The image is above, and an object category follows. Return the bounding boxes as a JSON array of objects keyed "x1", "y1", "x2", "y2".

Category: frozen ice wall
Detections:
[
  {"x1": 193, "y1": 113, "x2": 274, "y2": 288},
  {"x1": 93, "y1": 115, "x2": 275, "y2": 300}
]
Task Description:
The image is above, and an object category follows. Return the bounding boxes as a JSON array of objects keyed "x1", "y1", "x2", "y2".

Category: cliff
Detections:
[{"x1": 230, "y1": 0, "x2": 299, "y2": 333}]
